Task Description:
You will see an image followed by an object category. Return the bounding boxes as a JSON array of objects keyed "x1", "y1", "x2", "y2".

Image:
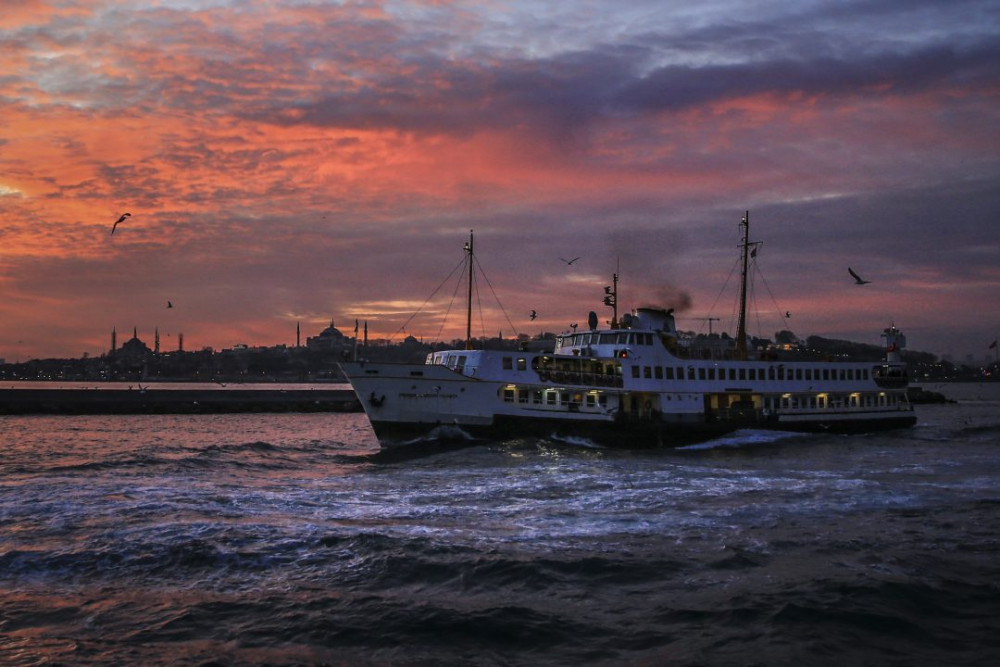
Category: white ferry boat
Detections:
[{"x1": 341, "y1": 215, "x2": 917, "y2": 448}]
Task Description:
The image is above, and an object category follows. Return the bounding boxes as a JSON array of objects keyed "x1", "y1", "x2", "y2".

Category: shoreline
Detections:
[{"x1": 0, "y1": 386, "x2": 362, "y2": 415}]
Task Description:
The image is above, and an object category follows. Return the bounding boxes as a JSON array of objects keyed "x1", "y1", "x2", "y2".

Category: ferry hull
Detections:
[
  {"x1": 365, "y1": 411, "x2": 916, "y2": 449},
  {"x1": 342, "y1": 357, "x2": 918, "y2": 448},
  {"x1": 367, "y1": 414, "x2": 739, "y2": 449}
]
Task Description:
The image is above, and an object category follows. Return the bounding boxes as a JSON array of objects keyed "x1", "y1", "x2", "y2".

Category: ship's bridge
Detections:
[{"x1": 554, "y1": 307, "x2": 678, "y2": 357}]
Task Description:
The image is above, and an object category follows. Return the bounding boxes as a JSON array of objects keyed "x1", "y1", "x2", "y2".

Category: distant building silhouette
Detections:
[{"x1": 307, "y1": 319, "x2": 348, "y2": 352}]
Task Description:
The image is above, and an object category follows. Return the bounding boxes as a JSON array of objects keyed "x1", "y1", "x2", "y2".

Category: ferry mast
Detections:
[
  {"x1": 735, "y1": 211, "x2": 752, "y2": 361},
  {"x1": 465, "y1": 230, "x2": 474, "y2": 350}
]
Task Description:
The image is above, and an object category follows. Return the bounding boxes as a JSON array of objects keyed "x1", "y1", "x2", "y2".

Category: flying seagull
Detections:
[
  {"x1": 559, "y1": 257, "x2": 580, "y2": 265},
  {"x1": 167, "y1": 301, "x2": 173, "y2": 309},
  {"x1": 848, "y1": 267, "x2": 871, "y2": 285},
  {"x1": 530, "y1": 310, "x2": 537, "y2": 320},
  {"x1": 111, "y1": 212, "x2": 131, "y2": 235}
]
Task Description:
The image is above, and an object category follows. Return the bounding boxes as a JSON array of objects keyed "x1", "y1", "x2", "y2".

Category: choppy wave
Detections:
[{"x1": 2, "y1": 402, "x2": 1000, "y2": 665}]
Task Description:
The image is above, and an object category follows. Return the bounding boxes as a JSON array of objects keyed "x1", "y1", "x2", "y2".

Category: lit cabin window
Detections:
[{"x1": 517, "y1": 358, "x2": 527, "y2": 371}]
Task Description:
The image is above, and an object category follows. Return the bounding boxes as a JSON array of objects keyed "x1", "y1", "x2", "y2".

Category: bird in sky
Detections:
[
  {"x1": 167, "y1": 301, "x2": 173, "y2": 309},
  {"x1": 848, "y1": 267, "x2": 871, "y2": 285},
  {"x1": 530, "y1": 310, "x2": 537, "y2": 320},
  {"x1": 559, "y1": 257, "x2": 580, "y2": 265},
  {"x1": 785, "y1": 311, "x2": 792, "y2": 318},
  {"x1": 111, "y1": 212, "x2": 131, "y2": 234}
]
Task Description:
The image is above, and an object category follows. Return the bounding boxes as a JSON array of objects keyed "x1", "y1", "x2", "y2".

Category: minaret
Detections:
[
  {"x1": 155, "y1": 328, "x2": 160, "y2": 355},
  {"x1": 178, "y1": 332, "x2": 184, "y2": 352},
  {"x1": 296, "y1": 321, "x2": 301, "y2": 348},
  {"x1": 111, "y1": 327, "x2": 117, "y2": 353}
]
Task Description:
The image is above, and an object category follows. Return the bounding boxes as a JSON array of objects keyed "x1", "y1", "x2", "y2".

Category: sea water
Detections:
[{"x1": 1, "y1": 383, "x2": 998, "y2": 665}]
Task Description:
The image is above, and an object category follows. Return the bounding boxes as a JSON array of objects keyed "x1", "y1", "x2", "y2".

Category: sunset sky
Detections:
[{"x1": 1, "y1": 0, "x2": 998, "y2": 362}]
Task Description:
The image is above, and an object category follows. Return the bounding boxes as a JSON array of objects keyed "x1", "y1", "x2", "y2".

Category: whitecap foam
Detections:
[
  {"x1": 547, "y1": 433, "x2": 605, "y2": 449},
  {"x1": 677, "y1": 429, "x2": 800, "y2": 451}
]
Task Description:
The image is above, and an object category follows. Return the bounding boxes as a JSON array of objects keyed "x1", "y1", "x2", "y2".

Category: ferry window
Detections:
[
  {"x1": 749, "y1": 369, "x2": 756, "y2": 381},
  {"x1": 862, "y1": 369, "x2": 869, "y2": 380},
  {"x1": 532, "y1": 391, "x2": 543, "y2": 404},
  {"x1": 502, "y1": 357, "x2": 513, "y2": 370},
  {"x1": 632, "y1": 366, "x2": 640, "y2": 378},
  {"x1": 503, "y1": 389, "x2": 515, "y2": 403},
  {"x1": 805, "y1": 369, "x2": 812, "y2": 381},
  {"x1": 642, "y1": 366, "x2": 650, "y2": 379},
  {"x1": 739, "y1": 368, "x2": 746, "y2": 380},
  {"x1": 517, "y1": 358, "x2": 527, "y2": 371},
  {"x1": 699, "y1": 368, "x2": 706, "y2": 380},
  {"x1": 823, "y1": 369, "x2": 829, "y2": 380},
  {"x1": 457, "y1": 356, "x2": 467, "y2": 371},
  {"x1": 666, "y1": 367, "x2": 674, "y2": 379},
  {"x1": 447, "y1": 355, "x2": 456, "y2": 368},
  {"x1": 600, "y1": 333, "x2": 616, "y2": 344},
  {"x1": 768, "y1": 367, "x2": 776, "y2": 380},
  {"x1": 728, "y1": 368, "x2": 736, "y2": 381},
  {"x1": 618, "y1": 333, "x2": 629, "y2": 344},
  {"x1": 839, "y1": 369, "x2": 846, "y2": 381},
  {"x1": 688, "y1": 367, "x2": 696, "y2": 380},
  {"x1": 777, "y1": 367, "x2": 784, "y2": 380},
  {"x1": 560, "y1": 392, "x2": 570, "y2": 405},
  {"x1": 794, "y1": 369, "x2": 801, "y2": 380},
  {"x1": 518, "y1": 390, "x2": 529, "y2": 403},
  {"x1": 655, "y1": 367, "x2": 663, "y2": 379},
  {"x1": 546, "y1": 391, "x2": 556, "y2": 405}
]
